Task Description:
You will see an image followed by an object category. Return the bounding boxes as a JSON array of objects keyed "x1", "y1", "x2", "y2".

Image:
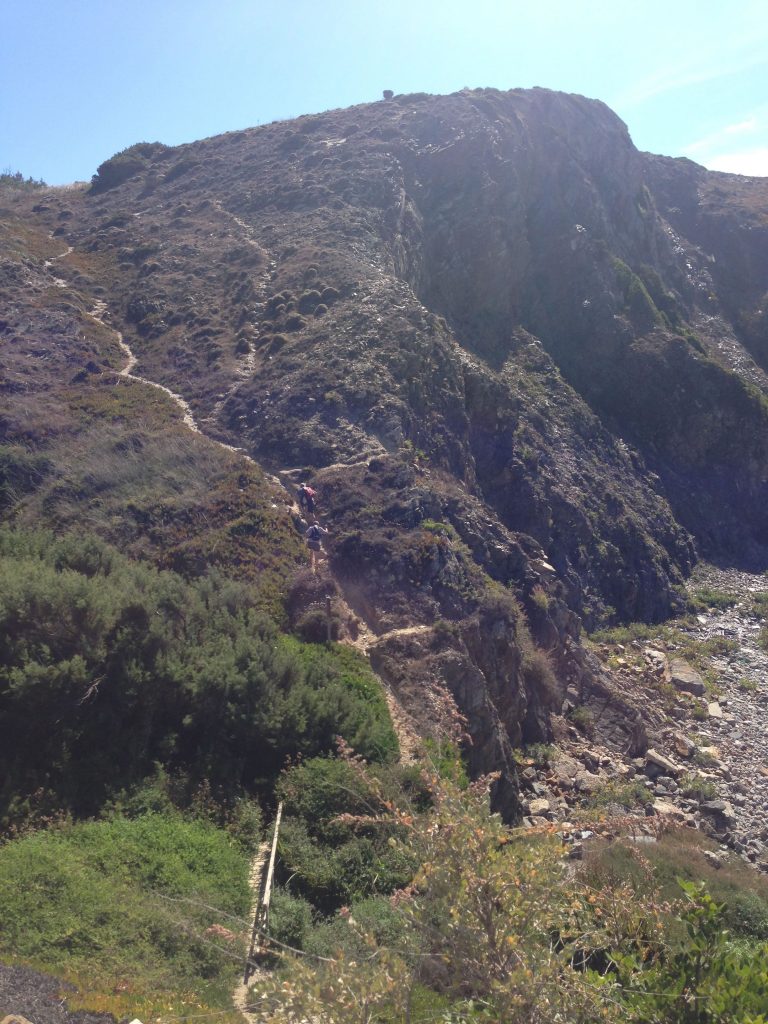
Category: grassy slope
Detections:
[{"x1": 0, "y1": 813, "x2": 250, "y2": 1022}]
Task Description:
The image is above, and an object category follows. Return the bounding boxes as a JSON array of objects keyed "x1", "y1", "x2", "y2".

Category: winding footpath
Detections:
[
  {"x1": 43, "y1": 244, "x2": 73, "y2": 288},
  {"x1": 91, "y1": 289, "x2": 423, "y2": 767}
]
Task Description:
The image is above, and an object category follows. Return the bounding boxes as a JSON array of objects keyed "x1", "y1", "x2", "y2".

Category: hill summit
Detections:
[{"x1": 2, "y1": 85, "x2": 768, "y2": 815}]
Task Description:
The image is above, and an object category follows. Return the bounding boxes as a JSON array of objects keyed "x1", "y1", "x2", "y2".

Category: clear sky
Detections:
[{"x1": 2, "y1": 0, "x2": 767, "y2": 185}]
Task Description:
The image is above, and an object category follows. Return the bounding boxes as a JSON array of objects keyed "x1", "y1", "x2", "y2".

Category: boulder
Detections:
[
  {"x1": 645, "y1": 748, "x2": 680, "y2": 777},
  {"x1": 669, "y1": 658, "x2": 706, "y2": 697},
  {"x1": 700, "y1": 800, "x2": 738, "y2": 827},
  {"x1": 707, "y1": 702, "x2": 723, "y2": 719},
  {"x1": 527, "y1": 797, "x2": 551, "y2": 816},
  {"x1": 573, "y1": 770, "x2": 601, "y2": 793},
  {"x1": 652, "y1": 798, "x2": 687, "y2": 820},
  {"x1": 672, "y1": 732, "x2": 696, "y2": 758}
]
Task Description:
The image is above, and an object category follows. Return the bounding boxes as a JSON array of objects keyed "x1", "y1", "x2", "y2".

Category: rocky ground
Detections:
[
  {"x1": 516, "y1": 563, "x2": 768, "y2": 867},
  {"x1": 677, "y1": 565, "x2": 768, "y2": 853}
]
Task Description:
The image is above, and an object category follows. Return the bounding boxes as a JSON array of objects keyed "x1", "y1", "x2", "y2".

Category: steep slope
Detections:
[{"x1": 3, "y1": 86, "x2": 768, "y2": 816}]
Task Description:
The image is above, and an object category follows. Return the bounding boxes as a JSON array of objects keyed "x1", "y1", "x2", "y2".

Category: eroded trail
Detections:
[
  {"x1": 87, "y1": 300, "x2": 254, "y2": 458},
  {"x1": 332, "y1": 584, "x2": 426, "y2": 765},
  {"x1": 86, "y1": 281, "x2": 421, "y2": 779},
  {"x1": 43, "y1": 244, "x2": 74, "y2": 288}
]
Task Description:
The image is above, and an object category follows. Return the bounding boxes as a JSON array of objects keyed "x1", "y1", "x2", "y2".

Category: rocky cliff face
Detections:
[{"x1": 3, "y1": 86, "x2": 768, "y2": 815}]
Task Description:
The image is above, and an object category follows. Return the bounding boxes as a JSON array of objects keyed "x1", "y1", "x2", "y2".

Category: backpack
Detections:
[{"x1": 306, "y1": 524, "x2": 322, "y2": 541}]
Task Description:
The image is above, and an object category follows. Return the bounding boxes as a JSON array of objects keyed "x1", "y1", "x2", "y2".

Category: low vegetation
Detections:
[
  {"x1": 0, "y1": 812, "x2": 250, "y2": 1021},
  {"x1": 257, "y1": 761, "x2": 768, "y2": 1022}
]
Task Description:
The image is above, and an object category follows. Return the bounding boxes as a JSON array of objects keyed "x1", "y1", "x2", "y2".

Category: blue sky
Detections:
[{"x1": 2, "y1": 0, "x2": 767, "y2": 184}]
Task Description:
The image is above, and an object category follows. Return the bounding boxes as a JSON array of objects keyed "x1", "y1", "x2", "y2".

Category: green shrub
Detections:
[
  {"x1": 91, "y1": 142, "x2": 168, "y2": 193},
  {"x1": 688, "y1": 587, "x2": 739, "y2": 611},
  {"x1": 0, "y1": 445, "x2": 51, "y2": 509},
  {"x1": 298, "y1": 290, "x2": 322, "y2": 313},
  {"x1": 0, "y1": 527, "x2": 396, "y2": 822},
  {"x1": 522, "y1": 643, "x2": 559, "y2": 703},
  {"x1": 423, "y1": 739, "x2": 469, "y2": 787},
  {"x1": 421, "y1": 518, "x2": 451, "y2": 536},
  {"x1": 275, "y1": 757, "x2": 416, "y2": 913},
  {"x1": 304, "y1": 896, "x2": 406, "y2": 959},
  {"x1": 680, "y1": 772, "x2": 718, "y2": 801},
  {"x1": 295, "y1": 606, "x2": 341, "y2": 643},
  {"x1": 584, "y1": 779, "x2": 649, "y2": 811},
  {"x1": 570, "y1": 706, "x2": 595, "y2": 738},
  {"x1": 269, "y1": 888, "x2": 314, "y2": 950},
  {"x1": 513, "y1": 743, "x2": 556, "y2": 768},
  {"x1": 0, "y1": 168, "x2": 46, "y2": 189}
]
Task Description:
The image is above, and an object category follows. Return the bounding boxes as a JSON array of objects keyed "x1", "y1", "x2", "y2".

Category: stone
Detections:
[
  {"x1": 527, "y1": 797, "x2": 551, "y2": 816},
  {"x1": 672, "y1": 732, "x2": 696, "y2": 758},
  {"x1": 645, "y1": 748, "x2": 680, "y2": 777},
  {"x1": 645, "y1": 647, "x2": 668, "y2": 671},
  {"x1": 652, "y1": 798, "x2": 687, "y2": 820},
  {"x1": 573, "y1": 770, "x2": 601, "y2": 794},
  {"x1": 708, "y1": 702, "x2": 723, "y2": 719},
  {"x1": 704, "y1": 850, "x2": 723, "y2": 869},
  {"x1": 700, "y1": 800, "x2": 738, "y2": 827},
  {"x1": 669, "y1": 658, "x2": 706, "y2": 697}
]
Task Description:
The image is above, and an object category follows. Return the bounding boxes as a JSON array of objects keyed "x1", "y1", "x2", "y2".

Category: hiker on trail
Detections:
[
  {"x1": 297, "y1": 482, "x2": 317, "y2": 516},
  {"x1": 305, "y1": 519, "x2": 328, "y2": 573}
]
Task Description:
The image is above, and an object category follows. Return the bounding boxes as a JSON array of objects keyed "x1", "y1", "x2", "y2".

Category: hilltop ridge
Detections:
[{"x1": 2, "y1": 85, "x2": 768, "y2": 818}]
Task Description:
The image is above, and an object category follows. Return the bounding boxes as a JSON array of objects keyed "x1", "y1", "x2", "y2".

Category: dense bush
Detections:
[
  {"x1": 90, "y1": 142, "x2": 168, "y2": 193},
  {"x1": 0, "y1": 528, "x2": 396, "y2": 822},
  {"x1": 274, "y1": 756, "x2": 417, "y2": 914}
]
